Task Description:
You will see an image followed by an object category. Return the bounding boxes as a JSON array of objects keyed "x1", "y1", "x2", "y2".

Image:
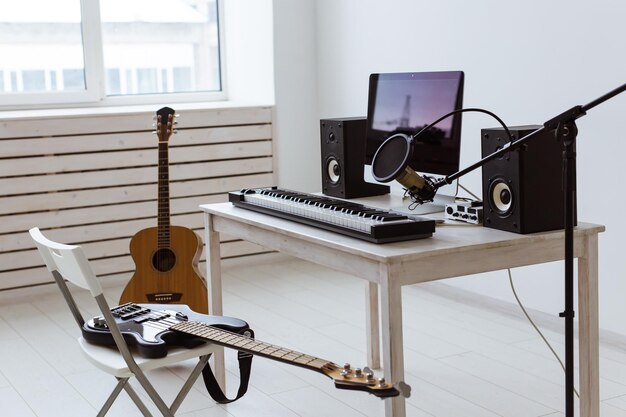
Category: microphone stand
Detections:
[{"x1": 432, "y1": 82, "x2": 626, "y2": 417}]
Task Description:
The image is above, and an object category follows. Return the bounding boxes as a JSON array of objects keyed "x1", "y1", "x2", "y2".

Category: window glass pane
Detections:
[
  {"x1": 106, "y1": 69, "x2": 121, "y2": 95},
  {"x1": 63, "y1": 69, "x2": 85, "y2": 90},
  {"x1": 22, "y1": 70, "x2": 46, "y2": 91},
  {"x1": 100, "y1": 0, "x2": 221, "y2": 96},
  {"x1": 50, "y1": 70, "x2": 57, "y2": 90},
  {"x1": 10, "y1": 72, "x2": 18, "y2": 92},
  {"x1": 173, "y1": 67, "x2": 192, "y2": 91},
  {"x1": 0, "y1": 0, "x2": 86, "y2": 94},
  {"x1": 136, "y1": 68, "x2": 158, "y2": 94}
]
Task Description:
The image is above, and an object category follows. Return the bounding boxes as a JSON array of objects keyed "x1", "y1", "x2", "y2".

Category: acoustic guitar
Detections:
[
  {"x1": 119, "y1": 107, "x2": 208, "y2": 313},
  {"x1": 84, "y1": 303, "x2": 411, "y2": 398}
]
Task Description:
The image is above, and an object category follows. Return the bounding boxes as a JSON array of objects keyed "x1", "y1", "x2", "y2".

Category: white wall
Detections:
[
  {"x1": 272, "y1": 0, "x2": 320, "y2": 191},
  {"x1": 224, "y1": 0, "x2": 275, "y2": 104},
  {"x1": 272, "y1": 0, "x2": 626, "y2": 335}
]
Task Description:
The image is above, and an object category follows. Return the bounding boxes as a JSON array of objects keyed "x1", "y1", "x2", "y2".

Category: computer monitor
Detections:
[{"x1": 365, "y1": 71, "x2": 464, "y2": 212}]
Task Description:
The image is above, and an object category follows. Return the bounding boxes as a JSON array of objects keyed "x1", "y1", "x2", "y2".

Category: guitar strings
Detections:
[{"x1": 126, "y1": 310, "x2": 337, "y2": 373}]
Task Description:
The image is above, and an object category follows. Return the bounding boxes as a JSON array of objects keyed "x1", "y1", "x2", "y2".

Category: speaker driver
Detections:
[
  {"x1": 489, "y1": 179, "x2": 513, "y2": 215},
  {"x1": 326, "y1": 157, "x2": 341, "y2": 184}
]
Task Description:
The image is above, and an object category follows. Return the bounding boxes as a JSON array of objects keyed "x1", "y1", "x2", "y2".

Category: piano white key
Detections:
[{"x1": 240, "y1": 191, "x2": 422, "y2": 234}]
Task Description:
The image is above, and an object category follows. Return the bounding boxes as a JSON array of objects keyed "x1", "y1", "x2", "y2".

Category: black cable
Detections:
[{"x1": 412, "y1": 107, "x2": 514, "y2": 144}]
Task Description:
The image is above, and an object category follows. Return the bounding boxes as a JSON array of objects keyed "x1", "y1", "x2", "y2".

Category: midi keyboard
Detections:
[{"x1": 228, "y1": 187, "x2": 435, "y2": 243}]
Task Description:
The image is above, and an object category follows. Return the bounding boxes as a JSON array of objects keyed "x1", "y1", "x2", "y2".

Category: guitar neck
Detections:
[
  {"x1": 171, "y1": 321, "x2": 333, "y2": 373},
  {"x1": 157, "y1": 140, "x2": 171, "y2": 248}
]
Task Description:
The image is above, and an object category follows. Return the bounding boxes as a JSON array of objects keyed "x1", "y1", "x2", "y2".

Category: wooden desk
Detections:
[{"x1": 200, "y1": 201, "x2": 603, "y2": 417}]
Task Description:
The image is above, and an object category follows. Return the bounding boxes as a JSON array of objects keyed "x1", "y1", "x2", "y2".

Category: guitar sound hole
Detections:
[{"x1": 152, "y1": 248, "x2": 176, "y2": 272}]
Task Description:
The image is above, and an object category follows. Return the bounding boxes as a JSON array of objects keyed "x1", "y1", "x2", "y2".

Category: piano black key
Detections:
[{"x1": 375, "y1": 214, "x2": 409, "y2": 222}]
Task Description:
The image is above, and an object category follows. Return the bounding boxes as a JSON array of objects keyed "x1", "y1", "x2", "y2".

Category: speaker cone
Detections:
[
  {"x1": 326, "y1": 157, "x2": 341, "y2": 184},
  {"x1": 489, "y1": 179, "x2": 513, "y2": 216}
]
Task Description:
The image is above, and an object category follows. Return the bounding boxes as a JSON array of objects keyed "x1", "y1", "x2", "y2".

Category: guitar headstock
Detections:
[
  {"x1": 322, "y1": 363, "x2": 411, "y2": 399},
  {"x1": 155, "y1": 106, "x2": 177, "y2": 142}
]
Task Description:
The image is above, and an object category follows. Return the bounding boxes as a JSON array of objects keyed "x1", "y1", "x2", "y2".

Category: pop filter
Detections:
[
  {"x1": 371, "y1": 133, "x2": 437, "y2": 204},
  {"x1": 371, "y1": 134, "x2": 413, "y2": 182}
]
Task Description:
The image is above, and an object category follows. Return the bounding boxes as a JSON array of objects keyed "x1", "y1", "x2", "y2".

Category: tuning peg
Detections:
[
  {"x1": 354, "y1": 368, "x2": 363, "y2": 378},
  {"x1": 93, "y1": 316, "x2": 107, "y2": 328},
  {"x1": 378, "y1": 377, "x2": 386, "y2": 385},
  {"x1": 395, "y1": 381, "x2": 412, "y2": 398},
  {"x1": 152, "y1": 115, "x2": 157, "y2": 121},
  {"x1": 173, "y1": 129, "x2": 178, "y2": 134}
]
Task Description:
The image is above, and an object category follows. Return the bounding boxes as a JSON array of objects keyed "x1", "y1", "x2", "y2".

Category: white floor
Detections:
[{"x1": 0, "y1": 257, "x2": 625, "y2": 417}]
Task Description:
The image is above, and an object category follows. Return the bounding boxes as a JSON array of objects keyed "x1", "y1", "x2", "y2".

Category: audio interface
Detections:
[{"x1": 445, "y1": 201, "x2": 483, "y2": 224}]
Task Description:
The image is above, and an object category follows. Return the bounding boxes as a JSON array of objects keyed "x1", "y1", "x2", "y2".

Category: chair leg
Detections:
[
  {"x1": 131, "y1": 354, "x2": 211, "y2": 417},
  {"x1": 169, "y1": 355, "x2": 211, "y2": 414},
  {"x1": 133, "y1": 370, "x2": 176, "y2": 417},
  {"x1": 122, "y1": 382, "x2": 155, "y2": 417},
  {"x1": 97, "y1": 378, "x2": 129, "y2": 417},
  {"x1": 99, "y1": 355, "x2": 212, "y2": 417}
]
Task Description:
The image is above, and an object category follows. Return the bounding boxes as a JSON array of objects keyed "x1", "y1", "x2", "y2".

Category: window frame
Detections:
[{"x1": 0, "y1": 0, "x2": 226, "y2": 110}]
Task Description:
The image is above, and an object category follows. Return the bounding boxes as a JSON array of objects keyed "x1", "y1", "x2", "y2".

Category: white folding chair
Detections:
[{"x1": 29, "y1": 227, "x2": 218, "y2": 417}]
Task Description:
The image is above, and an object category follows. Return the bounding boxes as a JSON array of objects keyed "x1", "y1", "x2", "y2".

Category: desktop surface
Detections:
[{"x1": 202, "y1": 200, "x2": 603, "y2": 261}]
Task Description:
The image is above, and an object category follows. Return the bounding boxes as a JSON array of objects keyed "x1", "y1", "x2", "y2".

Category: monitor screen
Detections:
[{"x1": 365, "y1": 71, "x2": 464, "y2": 176}]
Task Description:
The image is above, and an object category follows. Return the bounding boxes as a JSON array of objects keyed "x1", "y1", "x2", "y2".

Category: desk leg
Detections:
[
  {"x1": 380, "y1": 266, "x2": 406, "y2": 417},
  {"x1": 204, "y1": 212, "x2": 225, "y2": 389},
  {"x1": 578, "y1": 234, "x2": 599, "y2": 417},
  {"x1": 366, "y1": 281, "x2": 381, "y2": 369}
]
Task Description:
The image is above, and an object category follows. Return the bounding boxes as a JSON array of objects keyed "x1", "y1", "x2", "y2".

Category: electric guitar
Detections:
[
  {"x1": 84, "y1": 303, "x2": 411, "y2": 399},
  {"x1": 119, "y1": 107, "x2": 208, "y2": 313}
]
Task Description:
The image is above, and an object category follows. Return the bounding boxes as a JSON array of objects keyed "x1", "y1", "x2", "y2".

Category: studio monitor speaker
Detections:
[
  {"x1": 320, "y1": 117, "x2": 389, "y2": 198},
  {"x1": 481, "y1": 125, "x2": 575, "y2": 234}
]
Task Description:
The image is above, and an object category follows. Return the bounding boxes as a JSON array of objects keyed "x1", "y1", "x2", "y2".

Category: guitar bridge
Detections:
[{"x1": 146, "y1": 293, "x2": 183, "y2": 303}]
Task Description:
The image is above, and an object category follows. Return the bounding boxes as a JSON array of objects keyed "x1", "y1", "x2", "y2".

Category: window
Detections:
[{"x1": 0, "y1": 0, "x2": 223, "y2": 108}]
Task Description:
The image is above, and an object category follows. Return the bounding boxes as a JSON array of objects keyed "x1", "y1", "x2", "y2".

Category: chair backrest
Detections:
[
  {"x1": 30, "y1": 227, "x2": 140, "y2": 369},
  {"x1": 29, "y1": 227, "x2": 103, "y2": 297}
]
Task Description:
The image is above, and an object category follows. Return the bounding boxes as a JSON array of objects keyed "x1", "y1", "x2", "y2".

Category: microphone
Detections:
[{"x1": 371, "y1": 133, "x2": 439, "y2": 204}]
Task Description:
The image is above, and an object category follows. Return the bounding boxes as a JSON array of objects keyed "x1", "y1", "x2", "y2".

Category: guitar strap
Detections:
[{"x1": 200, "y1": 330, "x2": 254, "y2": 404}]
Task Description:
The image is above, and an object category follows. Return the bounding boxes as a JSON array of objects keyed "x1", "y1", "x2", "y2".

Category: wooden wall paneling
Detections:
[
  {"x1": 0, "y1": 106, "x2": 274, "y2": 290},
  {"x1": 0, "y1": 172, "x2": 274, "y2": 216},
  {"x1": 2, "y1": 124, "x2": 272, "y2": 158},
  {"x1": 0, "y1": 156, "x2": 272, "y2": 196},
  {"x1": 0, "y1": 194, "x2": 220, "y2": 235},
  {"x1": 0, "y1": 106, "x2": 272, "y2": 138},
  {"x1": 0, "y1": 140, "x2": 272, "y2": 177}
]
